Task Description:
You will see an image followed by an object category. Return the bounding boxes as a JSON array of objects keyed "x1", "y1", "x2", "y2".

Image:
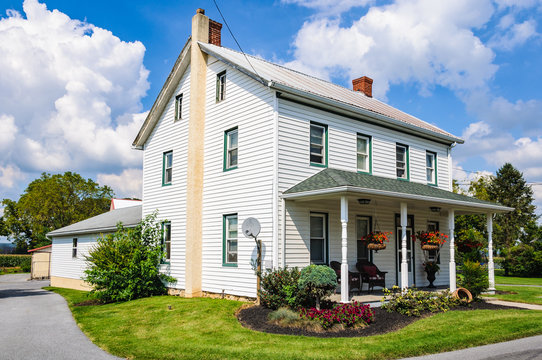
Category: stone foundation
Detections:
[
  {"x1": 167, "y1": 287, "x2": 255, "y2": 302},
  {"x1": 50, "y1": 276, "x2": 92, "y2": 291}
]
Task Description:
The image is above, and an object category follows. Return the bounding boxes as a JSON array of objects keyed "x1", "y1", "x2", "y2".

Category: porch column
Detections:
[
  {"x1": 448, "y1": 209, "x2": 456, "y2": 292},
  {"x1": 340, "y1": 196, "x2": 349, "y2": 303},
  {"x1": 400, "y1": 202, "x2": 408, "y2": 290},
  {"x1": 487, "y1": 214, "x2": 496, "y2": 293}
]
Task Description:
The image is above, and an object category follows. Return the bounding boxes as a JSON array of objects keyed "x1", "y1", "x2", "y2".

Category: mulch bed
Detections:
[{"x1": 237, "y1": 301, "x2": 522, "y2": 338}]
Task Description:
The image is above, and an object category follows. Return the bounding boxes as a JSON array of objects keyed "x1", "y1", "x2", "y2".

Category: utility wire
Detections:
[{"x1": 212, "y1": 0, "x2": 264, "y2": 83}]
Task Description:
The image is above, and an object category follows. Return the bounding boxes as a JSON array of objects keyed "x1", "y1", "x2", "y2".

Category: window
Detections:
[
  {"x1": 162, "y1": 222, "x2": 171, "y2": 263},
  {"x1": 175, "y1": 94, "x2": 183, "y2": 120},
  {"x1": 396, "y1": 144, "x2": 409, "y2": 180},
  {"x1": 163, "y1": 151, "x2": 173, "y2": 185},
  {"x1": 427, "y1": 221, "x2": 440, "y2": 264},
  {"x1": 356, "y1": 216, "x2": 371, "y2": 262},
  {"x1": 310, "y1": 213, "x2": 327, "y2": 264},
  {"x1": 72, "y1": 238, "x2": 77, "y2": 258},
  {"x1": 426, "y1": 151, "x2": 437, "y2": 185},
  {"x1": 357, "y1": 134, "x2": 371, "y2": 173},
  {"x1": 310, "y1": 123, "x2": 327, "y2": 166},
  {"x1": 216, "y1": 71, "x2": 226, "y2": 102},
  {"x1": 224, "y1": 127, "x2": 238, "y2": 171},
  {"x1": 223, "y1": 214, "x2": 238, "y2": 266}
]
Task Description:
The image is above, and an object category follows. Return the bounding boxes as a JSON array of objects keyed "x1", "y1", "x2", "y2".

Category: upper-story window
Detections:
[
  {"x1": 224, "y1": 127, "x2": 238, "y2": 171},
  {"x1": 426, "y1": 151, "x2": 437, "y2": 185},
  {"x1": 216, "y1": 71, "x2": 226, "y2": 102},
  {"x1": 357, "y1": 134, "x2": 371, "y2": 173},
  {"x1": 163, "y1": 151, "x2": 173, "y2": 186},
  {"x1": 162, "y1": 222, "x2": 171, "y2": 263},
  {"x1": 175, "y1": 94, "x2": 183, "y2": 121},
  {"x1": 223, "y1": 214, "x2": 238, "y2": 266},
  {"x1": 72, "y1": 238, "x2": 77, "y2": 258},
  {"x1": 310, "y1": 122, "x2": 327, "y2": 167},
  {"x1": 396, "y1": 144, "x2": 409, "y2": 180}
]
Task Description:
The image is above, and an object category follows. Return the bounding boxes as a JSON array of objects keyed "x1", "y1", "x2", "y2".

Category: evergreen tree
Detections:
[{"x1": 488, "y1": 163, "x2": 538, "y2": 251}]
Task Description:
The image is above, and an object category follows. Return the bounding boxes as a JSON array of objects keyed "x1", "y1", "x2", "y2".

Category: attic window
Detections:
[
  {"x1": 216, "y1": 71, "x2": 226, "y2": 102},
  {"x1": 175, "y1": 94, "x2": 183, "y2": 121}
]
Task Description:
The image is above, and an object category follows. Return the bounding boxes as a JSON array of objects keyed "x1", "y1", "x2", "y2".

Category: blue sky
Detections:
[{"x1": 0, "y1": 0, "x2": 541, "y2": 224}]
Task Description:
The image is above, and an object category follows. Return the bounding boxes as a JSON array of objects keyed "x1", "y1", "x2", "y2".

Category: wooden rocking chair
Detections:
[
  {"x1": 356, "y1": 260, "x2": 387, "y2": 293},
  {"x1": 330, "y1": 261, "x2": 361, "y2": 295}
]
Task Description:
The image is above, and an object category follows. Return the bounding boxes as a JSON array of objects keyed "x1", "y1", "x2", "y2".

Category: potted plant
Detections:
[
  {"x1": 361, "y1": 232, "x2": 392, "y2": 250},
  {"x1": 422, "y1": 261, "x2": 440, "y2": 288},
  {"x1": 414, "y1": 231, "x2": 447, "y2": 250}
]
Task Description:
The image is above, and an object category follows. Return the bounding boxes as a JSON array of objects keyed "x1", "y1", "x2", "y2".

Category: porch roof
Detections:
[{"x1": 282, "y1": 168, "x2": 512, "y2": 213}]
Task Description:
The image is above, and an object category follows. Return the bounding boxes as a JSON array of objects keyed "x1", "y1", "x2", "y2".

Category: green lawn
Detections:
[
  {"x1": 0, "y1": 267, "x2": 28, "y2": 275},
  {"x1": 487, "y1": 286, "x2": 542, "y2": 305},
  {"x1": 495, "y1": 276, "x2": 542, "y2": 286},
  {"x1": 46, "y1": 287, "x2": 542, "y2": 360}
]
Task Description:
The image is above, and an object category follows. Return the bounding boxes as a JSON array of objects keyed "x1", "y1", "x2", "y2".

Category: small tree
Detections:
[
  {"x1": 298, "y1": 265, "x2": 337, "y2": 310},
  {"x1": 84, "y1": 213, "x2": 175, "y2": 302},
  {"x1": 458, "y1": 261, "x2": 488, "y2": 299}
]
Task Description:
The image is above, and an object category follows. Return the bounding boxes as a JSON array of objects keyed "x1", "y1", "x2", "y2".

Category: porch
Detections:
[{"x1": 279, "y1": 169, "x2": 513, "y2": 303}]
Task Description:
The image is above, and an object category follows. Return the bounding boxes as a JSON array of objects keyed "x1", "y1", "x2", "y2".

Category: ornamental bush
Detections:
[
  {"x1": 458, "y1": 261, "x2": 488, "y2": 299},
  {"x1": 381, "y1": 287, "x2": 461, "y2": 316},
  {"x1": 84, "y1": 213, "x2": 176, "y2": 302},
  {"x1": 503, "y1": 244, "x2": 542, "y2": 277},
  {"x1": 0, "y1": 255, "x2": 31, "y2": 268},
  {"x1": 298, "y1": 265, "x2": 337, "y2": 310},
  {"x1": 299, "y1": 302, "x2": 374, "y2": 330},
  {"x1": 259, "y1": 267, "x2": 303, "y2": 310}
]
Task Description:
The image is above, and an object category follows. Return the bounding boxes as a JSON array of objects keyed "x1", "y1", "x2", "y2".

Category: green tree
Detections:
[
  {"x1": 84, "y1": 213, "x2": 176, "y2": 302},
  {"x1": 1, "y1": 172, "x2": 114, "y2": 251},
  {"x1": 488, "y1": 163, "x2": 538, "y2": 251}
]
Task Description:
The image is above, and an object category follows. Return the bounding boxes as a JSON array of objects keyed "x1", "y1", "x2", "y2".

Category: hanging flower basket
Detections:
[
  {"x1": 421, "y1": 244, "x2": 440, "y2": 251},
  {"x1": 362, "y1": 231, "x2": 392, "y2": 251},
  {"x1": 415, "y1": 231, "x2": 448, "y2": 250}
]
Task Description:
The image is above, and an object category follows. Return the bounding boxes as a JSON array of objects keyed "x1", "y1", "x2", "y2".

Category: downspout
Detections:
[{"x1": 272, "y1": 90, "x2": 279, "y2": 269}]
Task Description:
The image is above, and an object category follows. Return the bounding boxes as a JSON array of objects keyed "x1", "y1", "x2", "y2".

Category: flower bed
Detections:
[{"x1": 299, "y1": 302, "x2": 374, "y2": 330}]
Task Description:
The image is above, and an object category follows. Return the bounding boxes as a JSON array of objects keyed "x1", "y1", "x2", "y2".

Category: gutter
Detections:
[
  {"x1": 281, "y1": 186, "x2": 513, "y2": 213},
  {"x1": 46, "y1": 223, "x2": 139, "y2": 238}
]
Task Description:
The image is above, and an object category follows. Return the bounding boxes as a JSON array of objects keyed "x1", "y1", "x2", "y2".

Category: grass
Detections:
[
  {"x1": 46, "y1": 287, "x2": 542, "y2": 360},
  {"x1": 0, "y1": 267, "x2": 28, "y2": 275},
  {"x1": 487, "y1": 286, "x2": 542, "y2": 306},
  {"x1": 495, "y1": 276, "x2": 542, "y2": 286}
]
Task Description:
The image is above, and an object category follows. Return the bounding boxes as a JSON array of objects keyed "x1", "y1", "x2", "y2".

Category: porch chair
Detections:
[
  {"x1": 356, "y1": 260, "x2": 387, "y2": 293},
  {"x1": 329, "y1": 261, "x2": 361, "y2": 295}
]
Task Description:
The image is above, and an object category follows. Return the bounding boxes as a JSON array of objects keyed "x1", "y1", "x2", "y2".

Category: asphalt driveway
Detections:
[{"x1": 0, "y1": 274, "x2": 120, "y2": 360}]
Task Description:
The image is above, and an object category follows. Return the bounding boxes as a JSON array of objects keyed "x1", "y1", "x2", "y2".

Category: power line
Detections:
[{"x1": 212, "y1": 0, "x2": 264, "y2": 83}]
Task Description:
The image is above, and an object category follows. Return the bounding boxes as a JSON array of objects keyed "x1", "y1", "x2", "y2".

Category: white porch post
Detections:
[
  {"x1": 487, "y1": 213, "x2": 496, "y2": 293},
  {"x1": 340, "y1": 196, "x2": 349, "y2": 303},
  {"x1": 400, "y1": 202, "x2": 408, "y2": 290},
  {"x1": 448, "y1": 209, "x2": 456, "y2": 292}
]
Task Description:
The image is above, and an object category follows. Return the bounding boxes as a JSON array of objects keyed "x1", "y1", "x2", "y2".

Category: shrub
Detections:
[
  {"x1": 84, "y1": 213, "x2": 176, "y2": 302},
  {"x1": 0, "y1": 255, "x2": 31, "y2": 268},
  {"x1": 456, "y1": 229, "x2": 484, "y2": 263},
  {"x1": 299, "y1": 302, "x2": 374, "y2": 330},
  {"x1": 259, "y1": 267, "x2": 303, "y2": 310},
  {"x1": 298, "y1": 265, "x2": 337, "y2": 310},
  {"x1": 503, "y1": 244, "x2": 542, "y2": 277},
  {"x1": 381, "y1": 287, "x2": 461, "y2": 316},
  {"x1": 458, "y1": 261, "x2": 488, "y2": 299}
]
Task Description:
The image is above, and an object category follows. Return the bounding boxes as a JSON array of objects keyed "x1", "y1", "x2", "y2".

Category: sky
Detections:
[{"x1": 0, "y1": 0, "x2": 542, "y2": 220}]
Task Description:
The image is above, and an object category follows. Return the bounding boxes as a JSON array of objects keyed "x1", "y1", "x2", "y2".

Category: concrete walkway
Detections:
[
  {"x1": 0, "y1": 274, "x2": 121, "y2": 360},
  {"x1": 403, "y1": 335, "x2": 542, "y2": 360},
  {"x1": 496, "y1": 283, "x2": 542, "y2": 288},
  {"x1": 484, "y1": 298, "x2": 542, "y2": 310}
]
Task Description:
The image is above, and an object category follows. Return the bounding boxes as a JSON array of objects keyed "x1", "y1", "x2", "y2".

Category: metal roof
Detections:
[
  {"x1": 283, "y1": 168, "x2": 512, "y2": 213},
  {"x1": 47, "y1": 205, "x2": 142, "y2": 237},
  {"x1": 199, "y1": 42, "x2": 463, "y2": 143}
]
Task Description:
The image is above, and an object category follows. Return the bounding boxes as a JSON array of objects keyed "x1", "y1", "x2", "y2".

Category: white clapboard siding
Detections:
[
  {"x1": 142, "y1": 68, "x2": 191, "y2": 289},
  {"x1": 50, "y1": 234, "x2": 101, "y2": 280},
  {"x1": 283, "y1": 198, "x2": 452, "y2": 288},
  {"x1": 200, "y1": 57, "x2": 275, "y2": 298}
]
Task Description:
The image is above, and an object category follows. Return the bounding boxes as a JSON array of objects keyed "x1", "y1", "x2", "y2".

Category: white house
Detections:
[
  {"x1": 49, "y1": 205, "x2": 142, "y2": 290},
  {"x1": 39, "y1": 8, "x2": 503, "y2": 302}
]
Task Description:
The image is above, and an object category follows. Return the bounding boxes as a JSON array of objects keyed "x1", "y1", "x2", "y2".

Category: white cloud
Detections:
[
  {"x1": 0, "y1": 0, "x2": 148, "y2": 189},
  {"x1": 281, "y1": 0, "x2": 374, "y2": 15},
  {"x1": 0, "y1": 115, "x2": 18, "y2": 153},
  {"x1": 97, "y1": 168, "x2": 143, "y2": 199},
  {"x1": 489, "y1": 19, "x2": 539, "y2": 50},
  {"x1": 0, "y1": 165, "x2": 24, "y2": 188}
]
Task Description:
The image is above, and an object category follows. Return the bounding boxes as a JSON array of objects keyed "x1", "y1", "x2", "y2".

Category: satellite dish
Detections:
[{"x1": 242, "y1": 217, "x2": 261, "y2": 239}]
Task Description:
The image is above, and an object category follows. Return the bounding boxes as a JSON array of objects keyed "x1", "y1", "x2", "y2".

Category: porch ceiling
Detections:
[{"x1": 282, "y1": 168, "x2": 513, "y2": 214}]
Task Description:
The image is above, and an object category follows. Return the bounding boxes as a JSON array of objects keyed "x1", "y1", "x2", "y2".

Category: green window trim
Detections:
[
  {"x1": 223, "y1": 127, "x2": 238, "y2": 172},
  {"x1": 216, "y1": 71, "x2": 226, "y2": 102},
  {"x1": 161, "y1": 221, "x2": 171, "y2": 264},
  {"x1": 309, "y1": 122, "x2": 328, "y2": 168},
  {"x1": 396, "y1": 143, "x2": 410, "y2": 181},
  {"x1": 356, "y1": 133, "x2": 372, "y2": 174},
  {"x1": 174, "y1": 93, "x2": 183, "y2": 121},
  {"x1": 162, "y1": 151, "x2": 173, "y2": 186},
  {"x1": 426, "y1": 150, "x2": 438, "y2": 186},
  {"x1": 222, "y1": 214, "x2": 238, "y2": 267}
]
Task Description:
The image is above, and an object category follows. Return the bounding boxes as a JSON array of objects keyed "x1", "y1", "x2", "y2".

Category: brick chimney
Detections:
[
  {"x1": 352, "y1": 76, "x2": 373, "y2": 97},
  {"x1": 209, "y1": 19, "x2": 222, "y2": 46}
]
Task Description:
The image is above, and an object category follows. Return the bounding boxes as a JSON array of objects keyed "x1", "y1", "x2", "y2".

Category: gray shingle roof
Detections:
[
  {"x1": 283, "y1": 168, "x2": 511, "y2": 212},
  {"x1": 47, "y1": 205, "x2": 142, "y2": 237},
  {"x1": 199, "y1": 42, "x2": 462, "y2": 143}
]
